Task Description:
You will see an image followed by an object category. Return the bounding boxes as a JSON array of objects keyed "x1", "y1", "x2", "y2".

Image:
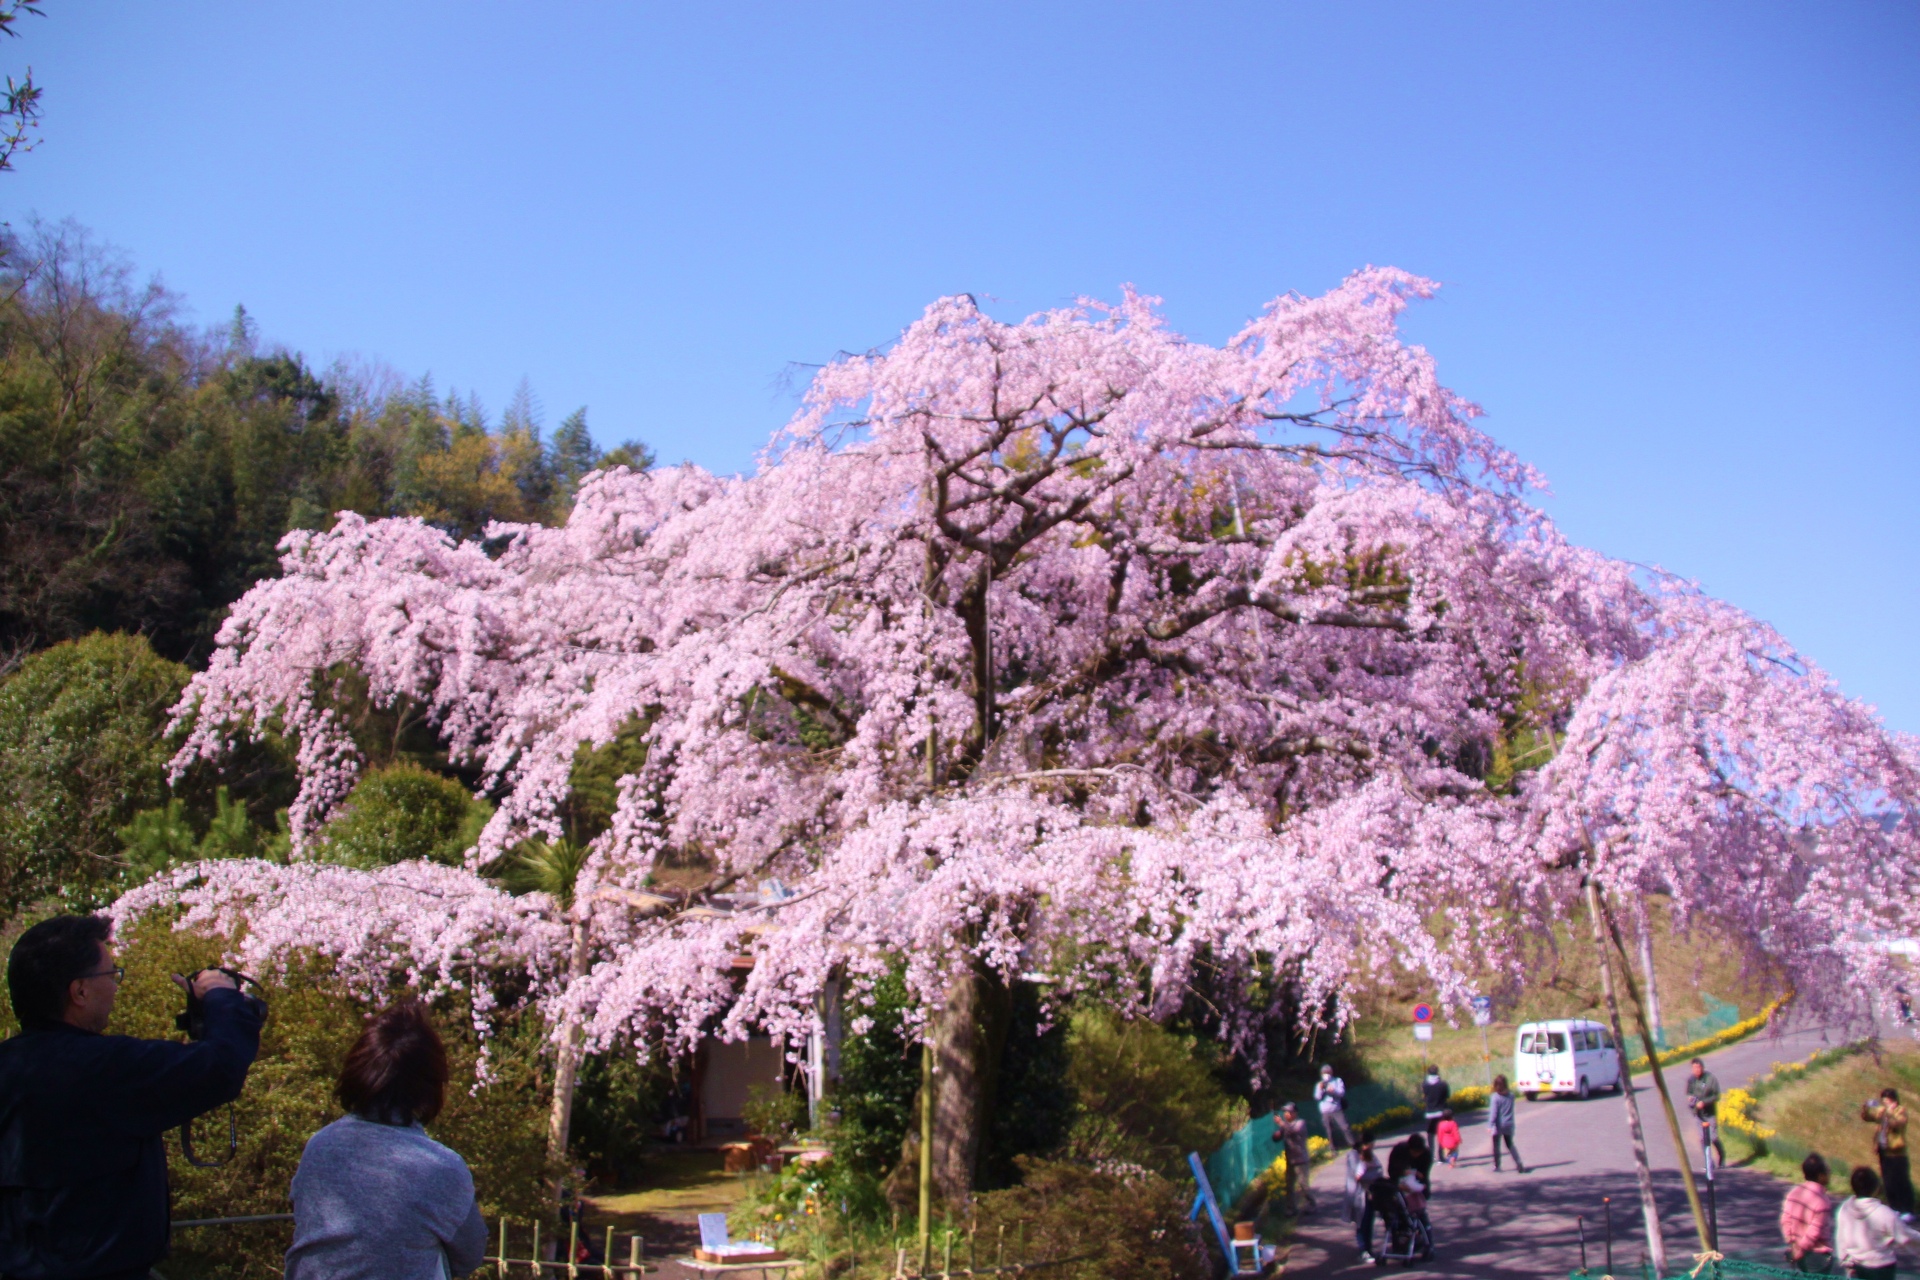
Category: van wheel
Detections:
[
  {"x1": 1523, "y1": 1091, "x2": 1538, "y2": 1102},
  {"x1": 1613, "y1": 1077, "x2": 1625, "y2": 1095},
  {"x1": 1578, "y1": 1077, "x2": 1591, "y2": 1100}
]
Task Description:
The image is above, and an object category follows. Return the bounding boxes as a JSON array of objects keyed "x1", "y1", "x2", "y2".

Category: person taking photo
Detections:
[
  {"x1": 0, "y1": 914, "x2": 264, "y2": 1280},
  {"x1": 1861, "y1": 1088, "x2": 1914, "y2": 1218}
]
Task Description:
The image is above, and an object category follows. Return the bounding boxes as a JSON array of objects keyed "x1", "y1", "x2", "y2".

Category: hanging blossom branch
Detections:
[{"x1": 118, "y1": 272, "x2": 1918, "y2": 1081}]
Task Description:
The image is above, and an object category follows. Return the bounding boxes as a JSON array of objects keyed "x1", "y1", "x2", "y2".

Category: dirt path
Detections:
[{"x1": 1280, "y1": 1022, "x2": 1859, "y2": 1278}]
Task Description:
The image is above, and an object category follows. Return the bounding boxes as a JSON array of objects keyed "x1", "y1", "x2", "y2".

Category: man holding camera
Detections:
[{"x1": 0, "y1": 914, "x2": 264, "y2": 1280}]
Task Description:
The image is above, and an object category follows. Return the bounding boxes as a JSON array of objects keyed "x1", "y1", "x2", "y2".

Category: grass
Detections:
[
  {"x1": 585, "y1": 1148, "x2": 747, "y2": 1222},
  {"x1": 1349, "y1": 895, "x2": 1779, "y2": 1086},
  {"x1": 1739, "y1": 1040, "x2": 1920, "y2": 1180}
]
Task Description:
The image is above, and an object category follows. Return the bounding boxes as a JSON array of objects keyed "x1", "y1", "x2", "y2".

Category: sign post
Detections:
[
  {"x1": 1412, "y1": 1002, "x2": 1434, "y2": 1043},
  {"x1": 1471, "y1": 995, "x2": 1494, "y2": 1086}
]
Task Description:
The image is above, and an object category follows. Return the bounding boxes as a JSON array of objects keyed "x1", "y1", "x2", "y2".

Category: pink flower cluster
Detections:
[{"x1": 132, "y1": 273, "x2": 1918, "y2": 1066}]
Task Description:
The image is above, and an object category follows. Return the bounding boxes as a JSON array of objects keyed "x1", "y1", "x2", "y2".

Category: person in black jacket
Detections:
[
  {"x1": 1421, "y1": 1065, "x2": 1451, "y2": 1141},
  {"x1": 0, "y1": 914, "x2": 264, "y2": 1280}
]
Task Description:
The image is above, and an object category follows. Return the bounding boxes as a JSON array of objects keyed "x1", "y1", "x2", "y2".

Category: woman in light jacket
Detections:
[
  {"x1": 1346, "y1": 1135, "x2": 1384, "y2": 1260},
  {"x1": 1836, "y1": 1165, "x2": 1918, "y2": 1280},
  {"x1": 1488, "y1": 1075, "x2": 1525, "y2": 1173},
  {"x1": 286, "y1": 1003, "x2": 489, "y2": 1280}
]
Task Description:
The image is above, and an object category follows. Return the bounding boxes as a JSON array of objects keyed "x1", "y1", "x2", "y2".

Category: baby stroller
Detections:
[{"x1": 1366, "y1": 1177, "x2": 1435, "y2": 1265}]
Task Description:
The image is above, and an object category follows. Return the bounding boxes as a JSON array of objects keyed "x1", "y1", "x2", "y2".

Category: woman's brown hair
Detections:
[{"x1": 337, "y1": 1001, "x2": 448, "y2": 1125}]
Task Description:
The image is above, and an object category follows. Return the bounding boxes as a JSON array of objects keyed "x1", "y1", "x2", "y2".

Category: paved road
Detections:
[{"x1": 1281, "y1": 1022, "x2": 1863, "y2": 1278}]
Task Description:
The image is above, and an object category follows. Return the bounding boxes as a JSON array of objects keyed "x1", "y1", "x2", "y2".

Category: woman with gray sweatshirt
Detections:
[
  {"x1": 286, "y1": 1003, "x2": 488, "y2": 1280},
  {"x1": 1488, "y1": 1074, "x2": 1525, "y2": 1173}
]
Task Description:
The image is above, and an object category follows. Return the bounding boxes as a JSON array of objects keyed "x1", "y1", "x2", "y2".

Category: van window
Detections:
[{"x1": 1520, "y1": 1031, "x2": 1568, "y2": 1054}]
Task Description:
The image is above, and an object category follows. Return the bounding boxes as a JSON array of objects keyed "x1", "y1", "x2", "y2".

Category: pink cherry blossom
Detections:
[{"x1": 129, "y1": 273, "x2": 1917, "y2": 1118}]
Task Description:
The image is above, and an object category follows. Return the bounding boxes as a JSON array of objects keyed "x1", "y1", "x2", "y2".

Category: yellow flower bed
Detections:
[
  {"x1": 1355, "y1": 1104, "x2": 1418, "y2": 1136},
  {"x1": 1721, "y1": 1085, "x2": 1774, "y2": 1140},
  {"x1": 1624, "y1": 996, "x2": 1788, "y2": 1073},
  {"x1": 1354, "y1": 1087, "x2": 1488, "y2": 1138},
  {"x1": 1719, "y1": 1039, "x2": 1867, "y2": 1145},
  {"x1": 1251, "y1": 1135, "x2": 1335, "y2": 1197},
  {"x1": 1450, "y1": 1084, "x2": 1490, "y2": 1109}
]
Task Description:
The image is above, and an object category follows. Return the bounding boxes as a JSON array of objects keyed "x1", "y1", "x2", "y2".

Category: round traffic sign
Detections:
[{"x1": 1412, "y1": 1002, "x2": 1434, "y2": 1023}]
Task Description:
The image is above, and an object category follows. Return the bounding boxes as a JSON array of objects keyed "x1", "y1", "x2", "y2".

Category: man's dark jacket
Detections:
[
  {"x1": 1421, "y1": 1075, "x2": 1450, "y2": 1112},
  {"x1": 0, "y1": 988, "x2": 263, "y2": 1280}
]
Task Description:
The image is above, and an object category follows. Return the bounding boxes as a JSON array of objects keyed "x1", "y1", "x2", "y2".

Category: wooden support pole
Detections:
[
  {"x1": 1586, "y1": 876, "x2": 1669, "y2": 1277},
  {"x1": 1598, "y1": 888, "x2": 1714, "y2": 1253},
  {"x1": 919, "y1": 1037, "x2": 934, "y2": 1273}
]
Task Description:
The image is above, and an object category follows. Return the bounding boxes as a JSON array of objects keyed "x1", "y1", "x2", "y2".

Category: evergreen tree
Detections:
[{"x1": 550, "y1": 407, "x2": 597, "y2": 494}]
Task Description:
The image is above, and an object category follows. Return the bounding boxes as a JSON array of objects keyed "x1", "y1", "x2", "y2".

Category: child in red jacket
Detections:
[{"x1": 1434, "y1": 1110, "x2": 1462, "y2": 1169}]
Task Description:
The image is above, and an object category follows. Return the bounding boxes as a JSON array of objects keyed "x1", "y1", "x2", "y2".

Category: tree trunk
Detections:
[
  {"x1": 890, "y1": 960, "x2": 1012, "y2": 1208},
  {"x1": 546, "y1": 916, "x2": 590, "y2": 1169},
  {"x1": 929, "y1": 961, "x2": 1011, "y2": 1202},
  {"x1": 1599, "y1": 889, "x2": 1714, "y2": 1254},
  {"x1": 1586, "y1": 877, "x2": 1669, "y2": 1276}
]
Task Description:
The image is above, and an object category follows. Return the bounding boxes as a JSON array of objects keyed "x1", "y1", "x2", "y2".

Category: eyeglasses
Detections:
[{"x1": 78, "y1": 966, "x2": 125, "y2": 983}]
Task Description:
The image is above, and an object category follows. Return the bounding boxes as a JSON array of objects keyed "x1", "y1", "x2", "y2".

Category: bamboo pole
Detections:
[
  {"x1": 1586, "y1": 876, "x2": 1669, "y2": 1276},
  {"x1": 919, "y1": 1038, "x2": 934, "y2": 1272},
  {"x1": 1598, "y1": 888, "x2": 1714, "y2": 1253}
]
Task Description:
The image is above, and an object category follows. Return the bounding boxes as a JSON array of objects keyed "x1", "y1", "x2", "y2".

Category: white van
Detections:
[{"x1": 1513, "y1": 1019, "x2": 1623, "y2": 1100}]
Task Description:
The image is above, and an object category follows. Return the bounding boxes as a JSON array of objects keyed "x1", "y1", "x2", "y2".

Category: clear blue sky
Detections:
[{"x1": 6, "y1": 4, "x2": 1917, "y2": 727}]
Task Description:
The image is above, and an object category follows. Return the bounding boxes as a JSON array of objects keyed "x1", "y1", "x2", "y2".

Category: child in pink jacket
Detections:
[{"x1": 1433, "y1": 1110, "x2": 1462, "y2": 1169}]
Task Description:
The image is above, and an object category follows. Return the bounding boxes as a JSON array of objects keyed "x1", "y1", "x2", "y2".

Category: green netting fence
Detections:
[
  {"x1": 1572, "y1": 1262, "x2": 1811, "y2": 1279},
  {"x1": 1571, "y1": 1257, "x2": 1918, "y2": 1278},
  {"x1": 1622, "y1": 994, "x2": 1743, "y2": 1058},
  {"x1": 1203, "y1": 1078, "x2": 1420, "y2": 1213}
]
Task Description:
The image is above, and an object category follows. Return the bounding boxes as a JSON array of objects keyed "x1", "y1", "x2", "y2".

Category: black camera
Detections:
[
  {"x1": 174, "y1": 968, "x2": 268, "y2": 1167},
  {"x1": 173, "y1": 967, "x2": 267, "y2": 1040}
]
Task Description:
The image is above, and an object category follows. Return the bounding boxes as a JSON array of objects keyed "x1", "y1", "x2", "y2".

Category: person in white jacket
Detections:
[
  {"x1": 1315, "y1": 1064, "x2": 1354, "y2": 1151},
  {"x1": 1836, "y1": 1165, "x2": 1919, "y2": 1280}
]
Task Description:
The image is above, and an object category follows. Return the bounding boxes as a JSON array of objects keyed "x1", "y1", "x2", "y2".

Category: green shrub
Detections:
[
  {"x1": 316, "y1": 762, "x2": 491, "y2": 868},
  {"x1": 119, "y1": 787, "x2": 288, "y2": 886},
  {"x1": 1063, "y1": 1008, "x2": 1244, "y2": 1177},
  {"x1": 0, "y1": 909, "x2": 558, "y2": 1279},
  {"x1": 729, "y1": 1151, "x2": 894, "y2": 1269},
  {"x1": 829, "y1": 973, "x2": 922, "y2": 1179},
  {"x1": 571, "y1": 1049, "x2": 672, "y2": 1186},
  {"x1": 971, "y1": 1157, "x2": 1206, "y2": 1280},
  {"x1": 0, "y1": 633, "x2": 190, "y2": 911},
  {"x1": 744, "y1": 1080, "x2": 810, "y2": 1143}
]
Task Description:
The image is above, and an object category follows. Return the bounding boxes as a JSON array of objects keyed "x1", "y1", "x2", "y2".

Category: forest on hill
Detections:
[{"x1": 0, "y1": 218, "x2": 652, "y2": 671}]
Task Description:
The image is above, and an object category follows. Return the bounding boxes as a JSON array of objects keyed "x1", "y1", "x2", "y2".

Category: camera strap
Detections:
[{"x1": 175, "y1": 968, "x2": 269, "y2": 1169}]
